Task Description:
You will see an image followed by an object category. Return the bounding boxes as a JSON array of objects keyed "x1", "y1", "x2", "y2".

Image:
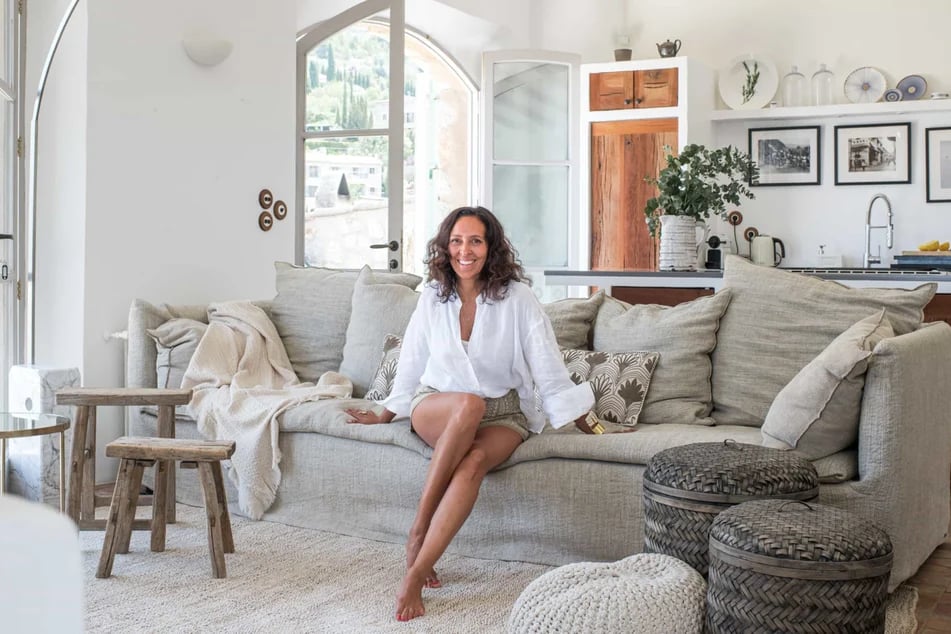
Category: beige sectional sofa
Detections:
[{"x1": 126, "y1": 257, "x2": 951, "y2": 590}]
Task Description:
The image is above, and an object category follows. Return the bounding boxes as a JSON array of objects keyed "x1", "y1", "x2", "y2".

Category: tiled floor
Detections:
[{"x1": 907, "y1": 521, "x2": 951, "y2": 633}]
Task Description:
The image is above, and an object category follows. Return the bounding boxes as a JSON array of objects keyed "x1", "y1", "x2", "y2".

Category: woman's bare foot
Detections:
[
  {"x1": 395, "y1": 569, "x2": 427, "y2": 621},
  {"x1": 406, "y1": 534, "x2": 441, "y2": 588}
]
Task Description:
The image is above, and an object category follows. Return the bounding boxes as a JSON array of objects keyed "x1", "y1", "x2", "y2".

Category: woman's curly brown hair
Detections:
[{"x1": 425, "y1": 206, "x2": 528, "y2": 302}]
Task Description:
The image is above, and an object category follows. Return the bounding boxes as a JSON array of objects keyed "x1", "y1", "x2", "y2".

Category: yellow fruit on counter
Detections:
[
  {"x1": 919, "y1": 240, "x2": 940, "y2": 251},
  {"x1": 940, "y1": 242, "x2": 950, "y2": 251}
]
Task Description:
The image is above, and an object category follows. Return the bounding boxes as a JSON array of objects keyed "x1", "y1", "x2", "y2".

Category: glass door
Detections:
[
  {"x1": 481, "y1": 51, "x2": 580, "y2": 301},
  {"x1": 0, "y1": 0, "x2": 20, "y2": 410}
]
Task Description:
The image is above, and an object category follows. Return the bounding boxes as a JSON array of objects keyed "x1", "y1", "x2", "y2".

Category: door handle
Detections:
[{"x1": 370, "y1": 240, "x2": 399, "y2": 251}]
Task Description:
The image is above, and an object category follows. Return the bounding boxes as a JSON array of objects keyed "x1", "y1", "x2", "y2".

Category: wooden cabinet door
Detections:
[
  {"x1": 924, "y1": 294, "x2": 951, "y2": 326},
  {"x1": 590, "y1": 118, "x2": 678, "y2": 271},
  {"x1": 634, "y1": 68, "x2": 678, "y2": 108},
  {"x1": 611, "y1": 286, "x2": 714, "y2": 306},
  {"x1": 589, "y1": 71, "x2": 634, "y2": 111}
]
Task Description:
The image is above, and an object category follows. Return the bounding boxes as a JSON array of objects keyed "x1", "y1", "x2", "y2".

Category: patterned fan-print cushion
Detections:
[
  {"x1": 364, "y1": 334, "x2": 402, "y2": 402},
  {"x1": 562, "y1": 349, "x2": 660, "y2": 426}
]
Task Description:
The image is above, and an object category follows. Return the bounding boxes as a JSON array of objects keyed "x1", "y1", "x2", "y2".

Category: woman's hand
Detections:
[{"x1": 345, "y1": 407, "x2": 395, "y2": 425}]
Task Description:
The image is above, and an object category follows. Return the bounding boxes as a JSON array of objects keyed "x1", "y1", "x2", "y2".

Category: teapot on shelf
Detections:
[{"x1": 656, "y1": 39, "x2": 681, "y2": 58}]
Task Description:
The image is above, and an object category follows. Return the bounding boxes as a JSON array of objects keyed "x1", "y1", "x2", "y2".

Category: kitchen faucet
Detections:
[{"x1": 863, "y1": 193, "x2": 893, "y2": 268}]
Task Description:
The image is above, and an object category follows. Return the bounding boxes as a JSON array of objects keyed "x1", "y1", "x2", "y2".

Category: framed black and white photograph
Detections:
[
  {"x1": 834, "y1": 122, "x2": 911, "y2": 185},
  {"x1": 926, "y1": 127, "x2": 951, "y2": 202},
  {"x1": 748, "y1": 126, "x2": 820, "y2": 186}
]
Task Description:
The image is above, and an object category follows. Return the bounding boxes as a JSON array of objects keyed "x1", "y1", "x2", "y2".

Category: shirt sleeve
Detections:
[
  {"x1": 519, "y1": 292, "x2": 594, "y2": 428},
  {"x1": 379, "y1": 288, "x2": 431, "y2": 417}
]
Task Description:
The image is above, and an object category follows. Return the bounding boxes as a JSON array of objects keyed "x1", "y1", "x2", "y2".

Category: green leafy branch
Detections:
[
  {"x1": 644, "y1": 144, "x2": 759, "y2": 238},
  {"x1": 742, "y1": 61, "x2": 760, "y2": 104}
]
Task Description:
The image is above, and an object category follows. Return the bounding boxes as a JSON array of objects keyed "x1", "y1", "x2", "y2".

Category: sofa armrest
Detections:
[
  {"x1": 852, "y1": 321, "x2": 951, "y2": 582},
  {"x1": 857, "y1": 321, "x2": 951, "y2": 487}
]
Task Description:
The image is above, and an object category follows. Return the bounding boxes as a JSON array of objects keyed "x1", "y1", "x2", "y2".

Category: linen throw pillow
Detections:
[
  {"x1": 712, "y1": 255, "x2": 935, "y2": 426},
  {"x1": 761, "y1": 309, "x2": 894, "y2": 459},
  {"x1": 339, "y1": 267, "x2": 420, "y2": 397},
  {"x1": 364, "y1": 334, "x2": 402, "y2": 402},
  {"x1": 562, "y1": 349, "x2": 659, "y2": 426},
  {"x1": 147, "y1": 318, "x2": 208, "y2": 389},
  {"x1": 542, "y1": 291, "x2": 605, "y2": 350},
  {"x1": 269, "y1": 262, "x2": 421, "y2": 384},
  {"x1": 593, "y1": 290, "x2": 732, "y2": 425}
]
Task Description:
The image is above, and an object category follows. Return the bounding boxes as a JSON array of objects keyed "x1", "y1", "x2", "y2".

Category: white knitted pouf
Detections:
[{"x1": 508, "y1": 553, "x2": 706, "y2": 634}]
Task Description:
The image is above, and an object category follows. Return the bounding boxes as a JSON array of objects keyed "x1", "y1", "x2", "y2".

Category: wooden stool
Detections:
[
  {"x1": 55, "y1": 387, "x2": 191, "y2": 530},
  {"x1": 98, "y1": 436, "x2": 236, "y2": 579}
]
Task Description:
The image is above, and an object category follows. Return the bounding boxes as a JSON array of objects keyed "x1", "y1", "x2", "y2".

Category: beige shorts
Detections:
[{"x1": 409, "y1": 386, "x2": 531, "y2": 441}]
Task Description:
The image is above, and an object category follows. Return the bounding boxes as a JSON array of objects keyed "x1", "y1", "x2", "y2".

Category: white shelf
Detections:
[{"x1": 710, "y1": 98, "x2": 951, "y2": 122}]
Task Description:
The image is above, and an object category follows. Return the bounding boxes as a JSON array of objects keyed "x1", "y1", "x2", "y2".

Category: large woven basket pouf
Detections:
[
  {"x1": 706, "y1": 499, "x2": 893, "y2": 634},
  {"x1": 643, "y1": 441, "x2": 819, "y2": 575},
  {"x1": 507, "y1": 553, "x2": 705, "y2": 634}
]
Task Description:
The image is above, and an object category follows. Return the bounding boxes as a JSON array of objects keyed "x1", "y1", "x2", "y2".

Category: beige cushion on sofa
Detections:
[
  {"x1": 340, "y1": 267, "x2": 420, "y2": 397},
  {"x1": 593, "y1": 290, "x2": 732, "y2": 425},
  {"x1": 147, "y1": 318, "x2": 208, "y2": 389},
  {"x1": 761, "y1": 309, "x2": 894, "y2": 459},
  {"x1": 269, "y1": 262, "x2": 421, "y2": 384},
  {"x1": 542, "y1": 291, "x2": 605, "y2": 350},
  {"x1": 712, "y1": 256, "x2": 935, "y2": 426}
]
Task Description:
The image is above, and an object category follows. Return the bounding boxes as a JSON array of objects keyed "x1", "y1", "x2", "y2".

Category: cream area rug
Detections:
[{"x1": 80, "y1": 504, "x2": 918, "y2": 633}]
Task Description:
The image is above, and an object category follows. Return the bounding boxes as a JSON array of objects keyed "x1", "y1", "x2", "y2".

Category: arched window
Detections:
[{"x1": 297, "y1": 1, "x2": 476, "y2": 278}]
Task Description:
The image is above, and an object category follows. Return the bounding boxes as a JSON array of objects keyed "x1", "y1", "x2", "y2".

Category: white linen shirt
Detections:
[{"x1": 380, "y1": 281, "x2": 594, "y2": 433}]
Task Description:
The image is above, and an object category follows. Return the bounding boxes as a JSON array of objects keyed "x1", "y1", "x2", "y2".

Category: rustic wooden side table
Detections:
[{"x1": 54, "y1": 387, "x2": 192, "y2": 531}]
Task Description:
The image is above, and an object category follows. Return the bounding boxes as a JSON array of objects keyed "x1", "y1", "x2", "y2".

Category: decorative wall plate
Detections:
[
  {"x1": 896, "y1": 74, "x2": 927, "y2": 100},
  {"x1": 883, "y1": 89, "x2": 903, "y2": 102},
  {"x1": 718, "y1": 54, "x2": 779, "y2": 110},
  {"x1": 843, "y1": 67, "x2": 886, "y2": 103}
]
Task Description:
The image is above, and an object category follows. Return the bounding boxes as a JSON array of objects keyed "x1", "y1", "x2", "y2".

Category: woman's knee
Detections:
[
  {"x1": 454, "y1": 447, "x2": 491, "y2": 481},
  {"x1": 449, "y1": 393, "x2": 486, "y2": 429}
]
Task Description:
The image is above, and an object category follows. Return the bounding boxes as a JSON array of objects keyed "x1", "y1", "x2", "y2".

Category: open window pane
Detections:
[
  {"x1": 304, "y1": 136, "x2": 388, "y2": 269},
  {"x1": 305, "y1": 20, "x2": 389, "y2": 133}
]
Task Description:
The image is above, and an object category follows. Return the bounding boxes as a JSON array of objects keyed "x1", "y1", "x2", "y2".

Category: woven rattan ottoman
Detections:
[
  {"x1": 706, "y1": 499, "x2": 893, "y2": 633},
  {"x1": 643, "y1": 441, "x2": 819, "y2": 575},
  {"x1": 508, "y1": 553, "x2": 706, "y2": 634}
]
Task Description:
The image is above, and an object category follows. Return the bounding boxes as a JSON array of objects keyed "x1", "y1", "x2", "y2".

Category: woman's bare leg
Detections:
[
  {"x1": 406, "y1": 393, "x2": 486, "y2": 587},
  {"x1": 396, "y1": 425, "x2": 523, "y2": 621}
]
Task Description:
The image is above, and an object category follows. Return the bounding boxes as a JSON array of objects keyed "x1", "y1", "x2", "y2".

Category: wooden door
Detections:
[
  {"x1": 590, "y1": 118, "x2": 678, "y2": 271},
  {"x1": 634, "y1": 68, "x2": 678, "y2": 108},
  {"x1": 589, "y1": 71, "x2": 634, "y2": 111}
]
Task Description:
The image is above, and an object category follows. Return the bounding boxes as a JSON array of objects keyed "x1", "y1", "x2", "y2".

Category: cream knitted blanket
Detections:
[{"x1": 182, "y1": 301, "x2": 352, "y2": 519}]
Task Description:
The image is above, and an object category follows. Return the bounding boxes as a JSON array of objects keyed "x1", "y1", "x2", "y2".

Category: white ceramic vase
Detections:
[{"x1": 658, "y1": 215, "x2": 699, "y2": 271}]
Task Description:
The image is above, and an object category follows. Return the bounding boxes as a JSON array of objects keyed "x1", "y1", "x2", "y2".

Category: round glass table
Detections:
[{"x1": 0, "y1": 412, "x2": 70, "y2": 512}]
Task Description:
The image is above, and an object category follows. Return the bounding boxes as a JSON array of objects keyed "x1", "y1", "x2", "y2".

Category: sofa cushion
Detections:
[
  {"x1": 339, "y1": 267, "x2": 420, "y2": 397},
  {"x1": 364, "y1": 334, "x2": 402, "y2": 402},
  {"x1": 269, "y1": 262, "x2": 421, "y2": 384},
  {"x1": 593, "y1": 291, "x2": 732, "y2": 425},
  {"x1": 542, "y1": 291, "x2": 605, "y2": 349},
  {"x1": 147, "y1": 318, "x2": 208, "y2": 390},
  {"x1": 712, "y1": 255, "x2": 935, "y2": 426},
  {"x1": 563, "y1": 349, "x2": 658, "y2": 426},
  {"x1": 761, "y1": 309, "x2": 894, "y2": 459}
]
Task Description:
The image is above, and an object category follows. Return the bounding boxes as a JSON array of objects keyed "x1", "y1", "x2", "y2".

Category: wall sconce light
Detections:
[{"x1": 182, "y1": 31, "x2": 233, "y2": 67}]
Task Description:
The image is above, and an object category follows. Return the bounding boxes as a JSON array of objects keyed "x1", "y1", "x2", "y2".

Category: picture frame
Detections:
[
  {"x1": 926, "y1": 127, "x2": 951, "y2": 203},
  {"x1": 748, "y1": 125, "x2": 821, "y2": 186},
  {"x1": 834, "y1": 122, "x2": 911, "y2": 185}
]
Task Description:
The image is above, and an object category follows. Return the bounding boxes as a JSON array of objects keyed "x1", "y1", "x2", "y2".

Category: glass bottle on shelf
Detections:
[
  {"x1": 811, "y1": 64, "x2": 835, "y2": 106},
  {"x1": 781, "y1": 65, "x2": 807, "y2": 107}
]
